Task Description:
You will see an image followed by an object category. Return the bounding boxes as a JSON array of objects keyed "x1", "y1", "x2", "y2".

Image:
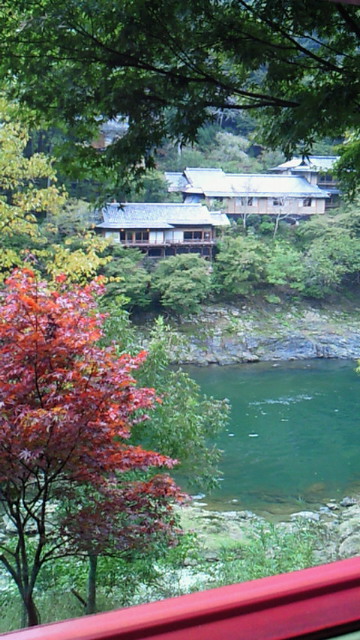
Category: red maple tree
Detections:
[{"x1": 0, "y1": 269, "x2": 184, "y2": 627}]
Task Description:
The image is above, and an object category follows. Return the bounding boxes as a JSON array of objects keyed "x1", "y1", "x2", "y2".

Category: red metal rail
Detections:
[{"x1": 3, "y1": 557, "x2": 360, "y2": 640}]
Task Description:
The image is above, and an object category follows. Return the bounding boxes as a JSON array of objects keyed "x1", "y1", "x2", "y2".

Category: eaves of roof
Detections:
[
  {"x1": 96, "y1": 221, "x2": 175, "y2": 229},
  {"x1": 202, "y1": 188, "x2": 328, "y2": 198}
]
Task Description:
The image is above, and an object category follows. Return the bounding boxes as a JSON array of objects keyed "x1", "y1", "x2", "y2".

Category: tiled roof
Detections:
[
  {"x1": 225, "y1": 174, "x2": 328, "y2": 198},
  {"x1": 164, "y1": 172, "x2": 188, "y2": 192},
  {"x1": 166, "y1": 167, "x2": 328, "y2": 198},
  {"x1": 270, "y1": 156, "x2": 339, "y2": 172},
  {"x1": 184, "y1": 168, "x2": 226, "y2": 194},
  {"x1": 96, "y1": 203, "x2": 230, "y2": 230}
]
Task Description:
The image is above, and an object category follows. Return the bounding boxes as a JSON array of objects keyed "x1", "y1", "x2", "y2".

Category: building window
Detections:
[
  {"x1": 135, "y1": 231, "x2": 149, "y2": 242},
  {"x1": 273, "y1": 198, "x2": 284, "y2": 206},
  {"x1": 247, "y1": 197, "x2": 253, "y2": 206},
  {"x1": 184, "y1": 230, "x2": 203, "y2": 241},
  {"x1": 124, "y1": 231, "x2": 149, "y2": 244},
  {"x1": 303, "y1": 198, "x2": 312, "y2": 207},
  {"x1": 318, "y1": 173, "x2": 333, "y2": 184}
]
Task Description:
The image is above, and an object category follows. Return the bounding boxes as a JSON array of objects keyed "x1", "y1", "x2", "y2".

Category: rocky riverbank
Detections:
[
  {"x1": 179, "y1": 496, "x2": 360, "y2": 565},
  {"x1": 167, "y1": 302, "x2": 360, "y2": 365}
]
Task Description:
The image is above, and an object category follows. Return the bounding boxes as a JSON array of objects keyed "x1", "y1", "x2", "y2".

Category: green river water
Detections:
[{"x1": 185, "y1": 360, "x2": 360, "y2": 517}]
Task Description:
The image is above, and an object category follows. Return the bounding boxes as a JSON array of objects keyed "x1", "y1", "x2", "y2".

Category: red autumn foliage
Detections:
[{"x1": 0, "y1": 269, "x2": 185, "y2": 627}]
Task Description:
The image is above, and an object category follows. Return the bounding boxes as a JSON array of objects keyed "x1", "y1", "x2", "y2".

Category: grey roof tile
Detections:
[
  {"x1": 270, "y1": 155, "x2": 339, "y2": 172},
  {"x1": 166, "y1": 167, "x2": 329, "y2": 198},
  {"x1": 226, "y1": 174, "x2": 328, "y2": 197},
  {"x1": 96, "y1": 203, "x2": 230, "y2": 230},
  {"x1": 164, "y1": 172, "x2": 188, "y2": 191}
]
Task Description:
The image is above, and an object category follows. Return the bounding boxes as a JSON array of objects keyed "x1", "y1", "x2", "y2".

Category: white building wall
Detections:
[{"x1": 227, "y1": 196, "x2": 326, "y2": 216}]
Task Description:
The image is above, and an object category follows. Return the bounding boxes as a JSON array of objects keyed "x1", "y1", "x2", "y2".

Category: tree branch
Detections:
[
  {"x1": 0, "y1": 553, "x2": 23, "y2": 593},
  {"x1": 336, "y1": 3, "x2": 360, "y2": 39},
  {"x1": 70, "y1": 588, "x2": 87, "y2": 608},
  {"x1": 237, "y1": 0, "x2": 345, "y2": 73}
]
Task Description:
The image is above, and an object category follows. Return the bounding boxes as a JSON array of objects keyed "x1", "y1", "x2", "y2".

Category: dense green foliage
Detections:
[
  {"x1": 213, "y1": 207, "x2": 360, "y2": 301},
  {"x1": 207, "y1": 522, "x2": 319, "y2": 587},
  {"x1": 133, "y1": 319, "x2": 229, "y2": 488},
  {"x1": 214, "y1": 235, "x2": 268, "y2": 296},
  {"x1": 101, "y1": 311, "x2": 229, "y2": 489},
  {"x1": 101, "y1": 246, "x2": 152, "y2": 309},
  {"x1": 0, "y1": 0, "x2": 359, "y2": 192},
  {"x1": 156, "y1": 128, "x2": 285, "y2": 176},
  {"x1": 152, "y1": 254, "x2": 213, "y2": 315}
]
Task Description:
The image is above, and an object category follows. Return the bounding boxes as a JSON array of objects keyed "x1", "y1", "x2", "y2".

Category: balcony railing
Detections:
[
  {"x1": 121, "y1": 239, "x2": 214, "y2": 246},
  {"x1": 3, "y1": 557, "x2": 360, "y2": 640}
]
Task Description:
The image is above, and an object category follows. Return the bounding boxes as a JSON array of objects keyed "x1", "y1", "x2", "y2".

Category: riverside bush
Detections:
[
  {"x1": 203, "y1": 521, "x2": 321, "y2": 588},
  {"x1": 0, "y1": 520, "x2": 321, "y2": 631}
]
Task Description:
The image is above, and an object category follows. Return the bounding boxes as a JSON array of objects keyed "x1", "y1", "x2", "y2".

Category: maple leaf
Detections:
[{"x1": 0, "y1": 269, "x2": 184, "y2": 627}]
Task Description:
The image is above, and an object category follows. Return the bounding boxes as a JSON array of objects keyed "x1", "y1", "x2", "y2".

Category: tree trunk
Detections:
[
  {"x1": 86, "y1": 554, "x2": 98, "y2": 615},
  {"x1": 273, "y1": 214, "x2": 280, "y2": 237},
  {"x1": 23, "y1": 591, "x2": 40, "y2": 627}
]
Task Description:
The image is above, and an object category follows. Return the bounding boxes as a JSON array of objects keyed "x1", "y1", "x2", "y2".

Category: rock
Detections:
[
  {"x1": 261, "y1": 336, "x2": 317, "y2": 361},
  {"x1": 339, "y1": 518, "x2": 360, "y2": 541},
  {"x1": 290, "y1": 511, "x2": 320, "y2": 522},
  {"x1": 341, "y1": 504, "x2": 360, "y2": 520},
  {"x1": 319, "y1": 506, "x2": 331, "y2": 514},
  {"x1": 177, "y1": 496, "x2": 360, "y2": 574},
  {"x1": 215, "y1": 354, "x2": 239, "y2": 365},
  {"x1": 170, "y1": 301, "x2": 360, "y2": 365},
  {"x1": 340, "y1": 496, "x2": 357, "y2": 507},
  {"x1": 339, "y1": 534, "x2": 360, "y2": 558},
  {"x1": 242, "y1": 352, "x2": 260, "y2": 362},
  {"x1": 314, "y1": 547, "x2": 338, "y2": 564}
]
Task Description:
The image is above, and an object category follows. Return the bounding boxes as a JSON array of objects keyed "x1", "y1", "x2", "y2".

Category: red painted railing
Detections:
[{"x1": 2, "y1": 557, "x2": 360, "y2": 640}]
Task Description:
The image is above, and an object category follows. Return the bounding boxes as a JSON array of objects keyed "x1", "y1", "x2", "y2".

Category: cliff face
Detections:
[{"x1": 167, "y1": 303, "x2": 360, "y2": 365}]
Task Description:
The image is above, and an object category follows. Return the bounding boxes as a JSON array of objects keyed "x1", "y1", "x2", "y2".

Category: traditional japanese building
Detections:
[
  {"x1": 96, "y1": 202, "x2": 229, "y2": 258},
  {"x1": 269, "y1": 155, "x2": 340, "y2": 209},
  {"x1": 165, "y1": 168, "x2": 329, "y2": 219}
]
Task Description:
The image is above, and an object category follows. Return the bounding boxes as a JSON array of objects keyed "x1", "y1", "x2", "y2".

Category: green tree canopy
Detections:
[
  {"x1": 101, "y1": 246, "x2": 152, "y2": 310},
  {"x1": 214, "y1": 235, "x2": 268, "y2": 297},
  {"x1": 152, "y1": 254, "x2": 213, "y2": 315},
  {"x1": 0, "y1": 1, "x2": 359, "y2": 190}
]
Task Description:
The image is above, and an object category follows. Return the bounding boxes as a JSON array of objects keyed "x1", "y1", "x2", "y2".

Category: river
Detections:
[{"x1": 184, "y1": 360, "x2": 360, "y2": 517}]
